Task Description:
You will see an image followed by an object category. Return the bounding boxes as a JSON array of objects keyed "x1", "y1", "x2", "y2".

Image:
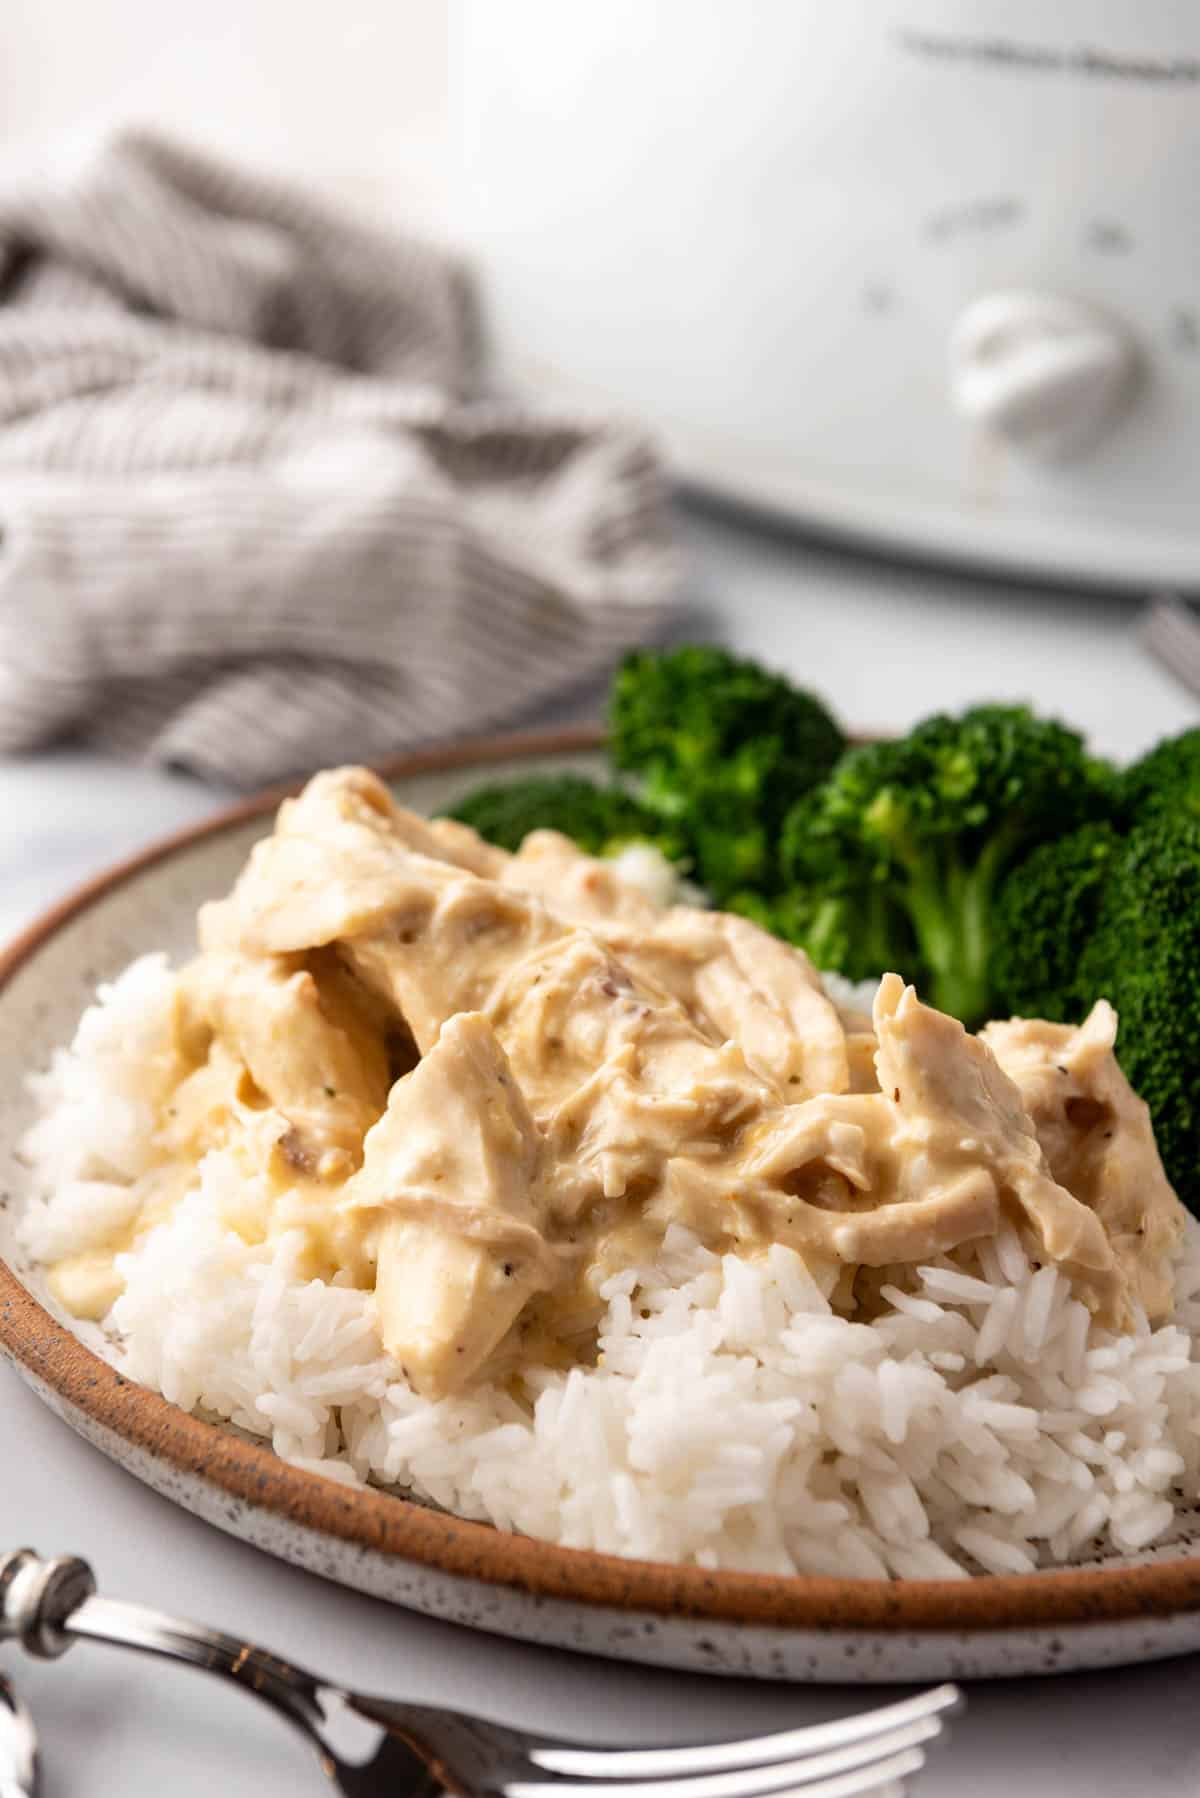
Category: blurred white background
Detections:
[{"x1": 1, "y1": 0, "x2": 449, "y2": 229}]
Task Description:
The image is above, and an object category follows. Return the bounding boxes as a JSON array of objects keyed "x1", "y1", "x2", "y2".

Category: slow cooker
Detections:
[{"x1": 452, "y1": 1, "x2": 1200, "y2": 588}]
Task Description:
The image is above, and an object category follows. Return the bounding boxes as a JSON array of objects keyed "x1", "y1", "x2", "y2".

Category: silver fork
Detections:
[
  {"x1": 0, "y1": 1550, "x2": 961, "y2": 1798},
  {"x1": 1141, "y1": 591, "x2": 1200, "y2": 697}
]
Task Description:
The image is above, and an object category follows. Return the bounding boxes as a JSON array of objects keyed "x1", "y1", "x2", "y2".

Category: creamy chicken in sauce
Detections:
[{"x1": 49, "y1": 766, "x2": 1186, "y2": 1396}]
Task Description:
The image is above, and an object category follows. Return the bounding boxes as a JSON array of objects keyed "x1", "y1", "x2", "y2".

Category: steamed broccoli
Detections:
[
  {"x1": 447, "y1": 774, "x2": 688, "y2": 860},
  {"x1": 740, "y1": 786, "x2": 920, "y2": 981},
  {"x1": 608, "y1": 646, "x2": 845, "y2": 901},
  {"x1": 779, "y1": 705, "x2": 1115, "y2": 1026},
  {"x1": 1118, "y1": 726, "x2": 1200, "y2": 827},
  {"x1": 991, "y1": 822, "x2": 1123, "y2": 1022},
  {"x1": 993, "y1": 724, "x2": 1200, "y2": 1018},
  {"x1": 1074, "y1": 820, "x2": 1200, "y2": 1216}
]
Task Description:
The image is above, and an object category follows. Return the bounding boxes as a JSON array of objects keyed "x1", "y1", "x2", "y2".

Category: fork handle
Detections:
[{"x1": 1, "y1": 1549, "x2": 327, "y2": 1738}]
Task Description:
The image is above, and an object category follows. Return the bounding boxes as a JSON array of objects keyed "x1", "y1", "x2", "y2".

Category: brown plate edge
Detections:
[{"x1": 1, "y1": 724, "x2": 1199, "y2": 1637}]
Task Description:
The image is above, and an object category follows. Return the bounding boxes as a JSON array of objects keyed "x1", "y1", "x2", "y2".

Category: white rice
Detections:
[
  {"x1": 19, "y1": 955, "x2": 1200, "y2": 1579},
  {"x1": 812, "y1": 968, "x2": 882, "y2": 1017},
  {"x1": 607, "y1": 842, "x2": 711, "y2": 913}
]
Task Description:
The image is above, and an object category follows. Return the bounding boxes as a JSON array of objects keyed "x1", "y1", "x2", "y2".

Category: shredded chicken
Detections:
[
  {"x1": 175, "y1": 949, "x2": 390, "y2": 1177},
  {"x1": 501, "y1": 829, "x2": 849, "y2": 1096},
  {"x1": 981, "y1": 1005, "x2": 1183, "y2": 1322},
  {"x1": 51, "y1": 765, "x2": 1188, "y2": 1394},
  {"x1": 347, "y1": 1011, "x2": 560, "y2": 1391}
]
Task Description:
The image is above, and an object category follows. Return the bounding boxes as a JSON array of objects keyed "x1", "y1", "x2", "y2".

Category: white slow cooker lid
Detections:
[{"x1": 453, "y1": 0, "x2": 1200, "y2": 591}]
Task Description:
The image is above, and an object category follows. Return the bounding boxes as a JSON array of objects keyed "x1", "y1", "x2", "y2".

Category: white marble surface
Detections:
[{"x1": 1, "y1": 502, "x2": 1197, "y2": 1797}]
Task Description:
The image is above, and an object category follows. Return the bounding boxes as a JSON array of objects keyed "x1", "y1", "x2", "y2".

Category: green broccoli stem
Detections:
[
  {"x1": 857, "y1": 887, "x2": 906, "y2": 984},
  {"x1": 798, "y1": 897, "x2": 845, "y2": 970},
  {"x1": 897, "y1": 833, "x2": 1014, "y2": 1027}
]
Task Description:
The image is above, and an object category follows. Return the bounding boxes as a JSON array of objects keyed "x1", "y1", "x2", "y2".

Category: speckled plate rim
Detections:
[{"x1": 1, "y1": 724, "x2": 1199, "y2": 1641}]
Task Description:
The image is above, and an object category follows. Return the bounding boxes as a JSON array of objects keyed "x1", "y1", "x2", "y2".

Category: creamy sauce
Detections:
[
  {"x1": 49, "y1": 1251, "x2": 126, "y2": 1321},
  {"x1": 50, "y1": 766, "x2": 1188, "y2": 1398}
]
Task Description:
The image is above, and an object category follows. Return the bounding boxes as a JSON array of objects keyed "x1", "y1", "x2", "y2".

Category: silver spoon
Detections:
[{"x1": 0, "y1": 1671, "x2": 37, "y2": 1798}]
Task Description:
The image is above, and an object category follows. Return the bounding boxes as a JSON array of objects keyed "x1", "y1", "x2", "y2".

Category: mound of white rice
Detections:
[{"x1": 19, "y1": 956, "x2": 1200, "y2": 1579}]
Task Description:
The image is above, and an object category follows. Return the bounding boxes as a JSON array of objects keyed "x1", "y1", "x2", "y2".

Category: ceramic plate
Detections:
[{"x1": 3, "y1": 728, "x2": 1200, "y2": 1684}]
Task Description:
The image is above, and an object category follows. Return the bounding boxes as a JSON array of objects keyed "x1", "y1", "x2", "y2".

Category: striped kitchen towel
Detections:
[{"x1": 0, "y1": 130, "x2": 680, "y2": 785}]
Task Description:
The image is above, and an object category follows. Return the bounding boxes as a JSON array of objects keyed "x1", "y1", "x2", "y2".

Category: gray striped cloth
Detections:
[{"x1": 0, "y1": 130, "x2": 681, "y2": 785}]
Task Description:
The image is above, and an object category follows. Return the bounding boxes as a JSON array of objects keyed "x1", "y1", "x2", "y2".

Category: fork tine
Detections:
[
  {"x1": 528, "y1": 1685, "x2": 961, "y2": 1779},
  {"x1": 766, "y1": 1744, "x2": 926, "y2": 1798},
  {"x1": 505, "y1": 1714, "x2": 945, "y2": 1798},
  {"x1": 518, "y1": 1748, "x2": 927, "y2": 1798}
]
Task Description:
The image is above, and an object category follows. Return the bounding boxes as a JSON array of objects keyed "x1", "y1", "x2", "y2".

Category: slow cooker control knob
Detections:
[{"x1": 949, "y1": 291, "x2": 1138, "y2": 461}]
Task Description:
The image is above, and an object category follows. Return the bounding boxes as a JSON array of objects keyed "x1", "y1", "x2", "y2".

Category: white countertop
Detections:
[{"x1": 1, "y1": 503, "x2": 1197, "y2": 1798}]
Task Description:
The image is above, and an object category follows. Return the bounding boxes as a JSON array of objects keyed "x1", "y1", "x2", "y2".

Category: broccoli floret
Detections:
[
  {"x1": 991, "y1": 822, "x2": 1123, "y2": 1021},
  {"x1": 446, "y1": 774, "x2": 688, "y2": 861},
  {"x1": 1074, "y1": 820, "x2": 1200, "y2": 1216},
  {"x1": 608, "y1": 646, "x2": 845, "y2": 901},
  {"x1": 1118, "y1": 727, "x2": 1200, "y2": 827},
  {"x1": 780, "y1": 705, "x2": 1115, "y2": 1026},
  {"x1": 759, "y1": 789, "x2": 920, "y2": 980}
]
